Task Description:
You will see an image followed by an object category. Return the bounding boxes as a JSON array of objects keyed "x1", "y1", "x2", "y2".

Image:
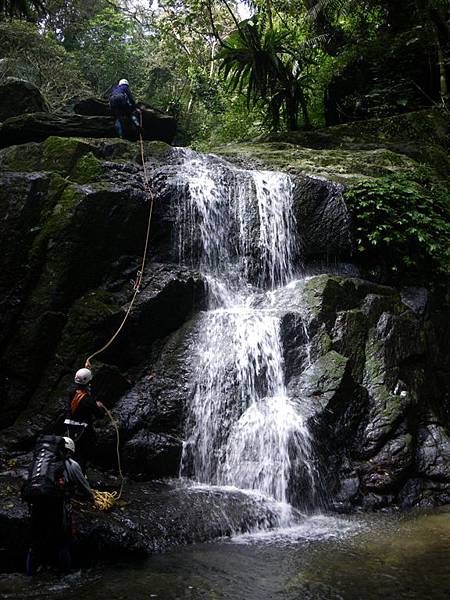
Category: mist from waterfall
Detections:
[{"x1": 175, "y1": 149, "x2": 319, "y2": 516}]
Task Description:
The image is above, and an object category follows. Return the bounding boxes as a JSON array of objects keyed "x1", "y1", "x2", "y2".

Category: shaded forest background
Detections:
[{"x1": 0, "y1": 0, "x2": 449, "y2": 146}]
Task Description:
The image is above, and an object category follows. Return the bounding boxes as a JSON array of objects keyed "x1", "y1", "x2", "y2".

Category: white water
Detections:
[{"x1": 175, "y1": 149, "x2": 318, "y2": 520}]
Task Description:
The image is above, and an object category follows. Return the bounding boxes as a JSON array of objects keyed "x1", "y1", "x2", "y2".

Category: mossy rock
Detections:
[
  {"x1": 332, "y1": 309, "x2": 368, "y2": 380},
  {"x1": 301, "y1": 274, "x2": 360, "y2": 322},
  {"x1": 58, "y1": 290, "x2": 122, "y2": 360},
  {"x1": 71, "y1": 152, "x2": 103, "y2": 184},
  {"x1": 41, "y1": 137, "x2": 97, "y2": 174},
  {"x1": 296, "y1": 350, "x2": 350, "y2": 413},
  {"x1": 214, "y1": 142, "x2": 420, "y2": 184},
  {"x1": 31, "y1": 181, "x2": 84, "y2": 259},
  {"x1": 0, "y1": 142, "x2": 43, "y2": 172}
]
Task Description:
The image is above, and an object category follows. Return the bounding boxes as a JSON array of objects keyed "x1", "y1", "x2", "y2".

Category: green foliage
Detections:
[
  {"x1": 218, "y1": 17, "x2": 313, "y2": 130},
  {"x1": 344, "y1": 170, "x2": 450, "y2": 292},
  {"x1": 0, "y1": 19, "x2": 90, "y2": 109},
  {"x1": 71, "y1": 6, "x2": 148, "y2": 96},
  {"x1": 0, "y1": 0, "x2": 44, "y2": 19}
]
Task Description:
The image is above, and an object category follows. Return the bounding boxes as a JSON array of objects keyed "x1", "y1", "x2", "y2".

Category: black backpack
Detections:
[{"x1": 21, "y1": 435, "x2": 67, "y2": 502}]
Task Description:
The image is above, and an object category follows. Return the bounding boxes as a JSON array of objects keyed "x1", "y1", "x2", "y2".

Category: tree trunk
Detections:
[{"x1": 436, "y1": 37, "x2": 448, "y2": 101}]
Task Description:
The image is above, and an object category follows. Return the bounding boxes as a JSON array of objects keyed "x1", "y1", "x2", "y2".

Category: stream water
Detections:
[{"x1": 2, "y1": 509, "x2": 450, "y2": 599}]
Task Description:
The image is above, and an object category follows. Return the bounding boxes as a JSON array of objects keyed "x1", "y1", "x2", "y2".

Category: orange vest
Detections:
[{"x1": 71, "y1": 389, "x2": 88, "y2": 417}]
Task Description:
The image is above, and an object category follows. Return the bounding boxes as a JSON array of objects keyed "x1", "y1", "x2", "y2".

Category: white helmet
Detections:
[
  {"x1": 118, "y1": 78, "x2": 129, "y2": 86},
  {"x1": 74, "y1": 368, "x2": 92, "y2": 385},
  {"x1": 62, "y1": 437, "x2": 75, "y2": 453}
]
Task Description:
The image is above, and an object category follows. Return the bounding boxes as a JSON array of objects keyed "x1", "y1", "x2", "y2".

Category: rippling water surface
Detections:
[{"x1": 2, "y1": 509, "x2": 450, "y2": 600}]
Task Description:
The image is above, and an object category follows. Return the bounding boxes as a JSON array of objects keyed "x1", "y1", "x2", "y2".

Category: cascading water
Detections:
[{"x1": 174, "y1": 149, "x2": 319, "y2": 520}]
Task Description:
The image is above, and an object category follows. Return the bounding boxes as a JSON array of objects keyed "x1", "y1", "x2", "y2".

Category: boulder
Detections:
[
  {"x1": 416, "y1": 425, "x2": 450, "y2": 481},
  {"x1": 0, "y1": 108, "x2": 176, "y2": 148},
  {"x1": 74, "y1": 97, "x2": 112, "y2": 116},
  {"x1": 0, "y1": 78, "x2": 48, "y2": 121},
  {"x1": 0, "y1": 470, "x2": 286, "y2": 572}
]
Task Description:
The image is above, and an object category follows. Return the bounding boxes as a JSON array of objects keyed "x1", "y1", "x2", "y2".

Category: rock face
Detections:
[
  {"x1": 275, "y1": 275, "x2": 450, "y2": 510},
  {"x1": 0, "y1": 116, "x2": 449, "y2": 571},
  {"x1": 0, "y1": 78, "x2": 48, "y2": 121}
]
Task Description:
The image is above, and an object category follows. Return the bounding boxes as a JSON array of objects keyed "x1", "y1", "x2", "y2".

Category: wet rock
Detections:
[
  {"x1": 361, "y1": 433, "x2": 413, "y2": 492},
  {"x1": 293, "y1": 175, "x2": 350, "y2": 259},
  {"x1": 280, "y1": 312, "x2": 310, "y2": 379},
  {"x1": 416, "y1": 425, "x2": 450, "y2": 481},
  {"x1": 0, "y1": 108, "x2": 176, "y2": 148},
  {"x1": 0, "y1": 472, "x2": 284, "y2": 572},
  {"x1": 401, "y1": 287, "x2": 429, "y2": 316},
  {"x1": 331, "y1": 309, "x2": 368, "y2": 381},
  {"x1": 0, "y1": 78, "x2": 48, "y2": 121},
  {"x1": 288, "y1": 350, "x2": 350, "y2": 417},
  {"x1": 74, "y1": 97, "x2": 112, "y2": 116},
  {"x1": 122, "y1": 432, "x2": 182, "y2": 479}
]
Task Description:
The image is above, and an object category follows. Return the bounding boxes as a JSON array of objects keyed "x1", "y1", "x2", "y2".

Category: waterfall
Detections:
[{"x1": 175, "y1": 149, "x2": 318, "y2": 514}]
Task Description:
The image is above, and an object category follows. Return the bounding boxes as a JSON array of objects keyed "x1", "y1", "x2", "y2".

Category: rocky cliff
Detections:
[{"x1": 0, "y1": 106, "x2": 449, "y2": 571}]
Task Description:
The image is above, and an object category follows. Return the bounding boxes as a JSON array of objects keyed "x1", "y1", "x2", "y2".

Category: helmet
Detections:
[
  {"x1": 74, "y1": 368, "x2": 92, "y2": 385},
  {"x1": 118, "y1": 78, "x2": 129, "y2": 86},
  {"x1": 62, "y1": 437, "x2": 75, "y2": 453}
]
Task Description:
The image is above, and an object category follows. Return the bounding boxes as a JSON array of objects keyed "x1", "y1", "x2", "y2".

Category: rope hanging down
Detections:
[
  {"x1": 92, "y1": 402, "x2": 124, "y2": 509},
  {"x1": 85, "y1": 116, "x2": 154, "y2": 368}
]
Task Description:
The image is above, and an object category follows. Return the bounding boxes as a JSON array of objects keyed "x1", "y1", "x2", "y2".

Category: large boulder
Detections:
[
  {"x1": 0, "y1": 108, "x2": 176, "y2": 148},
  {"x1": 0, "y1": 78, "x2": 48, "y2": 121},
  {"x1": 274, "y1": 274, "x2": 450, "y2": 510}
]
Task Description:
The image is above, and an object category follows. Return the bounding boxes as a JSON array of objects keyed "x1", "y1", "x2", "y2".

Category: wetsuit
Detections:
[
  {"x1": 66, "y1": 384, "x2": 104, "y2": 474},
  {"x1": 28, "y1": 457, "x2": 93, "y2": 574}
]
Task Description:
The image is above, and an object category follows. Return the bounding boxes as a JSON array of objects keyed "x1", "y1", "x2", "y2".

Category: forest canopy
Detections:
[{"x1": 0, "y1": 0, "x2": 449, "y2": 145}]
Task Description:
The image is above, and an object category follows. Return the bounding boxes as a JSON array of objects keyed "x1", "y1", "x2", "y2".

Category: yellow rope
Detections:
[
  {"x1": 85, "y1": 116, "x2": 154, "y2": 368},
  {"x1": 91, "y1": 402, "x2": 124, "y2": 510},
  {"x1": 93, "y1": 489, "x2": 117, "y2": 511},
  {"x1": 84, "y1": 118, "x2": 156, "y2": 509}
]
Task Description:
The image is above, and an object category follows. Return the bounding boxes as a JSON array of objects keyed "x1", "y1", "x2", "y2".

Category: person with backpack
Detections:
[
  {"x1": 22, "y1": 436, "x2": 94, "y2": 575},
  {"x1": 109, "y1": 78, "x2": 141, "y2": 139},
  {"x1": 65, "y1": 367, "x2": 105, "y2": 474}
]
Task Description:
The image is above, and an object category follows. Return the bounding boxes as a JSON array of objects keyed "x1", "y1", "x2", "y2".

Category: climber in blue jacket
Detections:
[{"x1": 109, "y1": 78, "x2": 141, "y2": 139}]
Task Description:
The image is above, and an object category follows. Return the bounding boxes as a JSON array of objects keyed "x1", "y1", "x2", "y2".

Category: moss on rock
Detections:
[
  {"x1": 58, "y1": 290, "x2": 121, "y2": 359},
  {"x1": 214, "y1": 143, "x2": 420, "y2": 183},
  {"x1": 42, "y1": 137, "x2": 96, "y2": 175},
  {"x1": 31, "y1": 182, "x2": 83, "y2": 258},
  {"x1": 71, "y1": 152, "x2": 103, "y2": 184},
  {"x1": 0, "y1": 142, "x2": 43, "y2": 172}
]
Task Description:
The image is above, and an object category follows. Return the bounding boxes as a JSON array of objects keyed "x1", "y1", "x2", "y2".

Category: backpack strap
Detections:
[{"x1": 70, "y1": 390, "x2": 88, "y2": 417}]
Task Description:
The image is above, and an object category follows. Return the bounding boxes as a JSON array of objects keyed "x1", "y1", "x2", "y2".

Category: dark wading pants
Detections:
[
  {"x1": 65, "y1": 424, "x2": 96, "y2": 475},
  {"x1": 27, "y1": 498, "x2": 72, "y2": 575},
  {"x1": 109, "y1": 93, "x2": 140, "y2": 138}
]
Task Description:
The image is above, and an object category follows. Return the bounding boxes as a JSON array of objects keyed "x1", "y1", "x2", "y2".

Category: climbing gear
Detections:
[
  {"x1": 74, "y1": 368, "x2": 92, "y2": 385},
  {"x1": 62, "y1": 437, "x2": 75, "y2": 454},
  {"x1": 21, "y1": 436, "x2": 67, "y2": 502},
  {"x1": 70, "y1": 389, "x2": 88, "y2": 416},
  {"x1": 63, "y1": 419, "x2": 87, "y2": 442},
  {"x1": 118, "y1": 78, "x2": 129, "y2": 86},
  {"x1": 132, "y1": 270, "x2": 142, "y2": 291}
]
